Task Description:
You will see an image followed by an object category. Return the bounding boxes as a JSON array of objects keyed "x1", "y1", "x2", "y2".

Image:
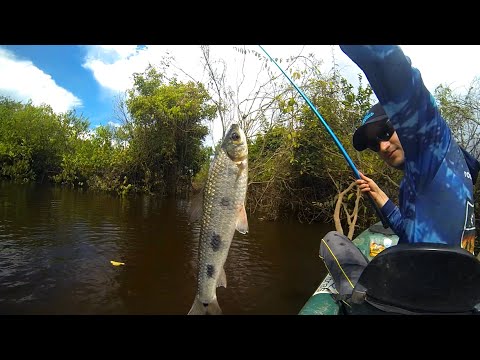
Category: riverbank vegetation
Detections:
[{"x1": 0, "y1": 46, "x2": 478, "y2": 249}]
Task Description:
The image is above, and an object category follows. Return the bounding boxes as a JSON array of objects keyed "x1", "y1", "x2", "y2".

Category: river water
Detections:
[{"x1": 0, "y1": 181, "x2": 334, "y2": 315}]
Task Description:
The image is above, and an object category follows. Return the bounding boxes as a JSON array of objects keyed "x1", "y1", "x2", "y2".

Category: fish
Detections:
[{"x1": 188, "y1": 123, "x2": 249, "y2": 315}]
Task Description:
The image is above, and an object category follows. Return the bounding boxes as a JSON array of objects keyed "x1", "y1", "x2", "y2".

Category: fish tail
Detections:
[{"x1": 187, "y1": 297, "x2": 223, "y2": 315}]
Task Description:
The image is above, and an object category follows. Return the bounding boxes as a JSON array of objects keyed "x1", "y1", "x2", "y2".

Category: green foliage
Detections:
[
  {"x1": 0, "y1": 96, "x2": 78, "y2": 183},
  {"x1": 247, "y1": 63, "x2": 381, "y2": 228},
  {"x1": 125, "y1": 65, "x2": 216, "y2": 195},
  {"x1": 249, "y1": 125, "x2": 290, "y2": 183},
  {"x1": 191, "y1": 146, "x2": 214, "y2": 190},
  {"x1": 1, "y1": 51, "x2": 479, "y2": 251},
  {"x1": 0, "y1": 59, "x2": 216, "y2": 198},
  {"x1": 53, "y1": 124, "x2": 130, "y2": 193},
  {"x1": 248, "y1": 125, "x2": 295, "y2": 220}
]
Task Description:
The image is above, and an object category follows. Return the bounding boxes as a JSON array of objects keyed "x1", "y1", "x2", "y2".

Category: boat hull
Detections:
[{"x1": 299, "y1": 223, "x2": 399, "y2": 315}]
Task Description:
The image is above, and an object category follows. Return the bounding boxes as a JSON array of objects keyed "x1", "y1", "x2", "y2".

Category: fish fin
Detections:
[
  {"x1": 206, "y1": 298, "x2": 223, "y2": 315},
  {"x1": 188, "y1": 187, "x2": 204, "y2": 224},
  {"x1": 237, "y1": 159, "x2": 248, "y2": 173},
  {"x1": 235, "y1": 204, "x2": 249, "y2": 234},
  {"x1": 235, "y1": 160, "x2": 248, "y2": 181},
  {"x1": 188, "y1": 297, "x2": 207, "y2": 315},
  {"x1": 217, "y1": 267, "x2": 227, "y2": 288},
  {"x1": 187, "y1": 297, "x2": 222, "y2": 315}
]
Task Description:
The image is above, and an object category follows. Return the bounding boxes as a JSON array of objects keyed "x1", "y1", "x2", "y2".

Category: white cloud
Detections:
[
  {"x1": 2, "y1": 44, "x2": 478, "y2": 133},
  {"x1": 82, "y1": 45, "x2": 480, "y2": 144},
  {"x1": 0, "y1": 47, "x2": 82, "y2": 114},
  {"x1": 83, "y1": 44, "x2": 480, "y2": 95},
  {"x1": 82, "y1": 45, "x2": 353, "y2": 144},
  {"x1": 82, "y1": 45, "x2": 205, "y2": 94},
  {"x1": 108, "y1": 121, "x2": 121, "y2": 128},
  {"x1": 261, "y1": 46, "x2": 480, "y2": 100},
  {"x1": 400, "y1": 45, "x2": 480, "y2": 94}
]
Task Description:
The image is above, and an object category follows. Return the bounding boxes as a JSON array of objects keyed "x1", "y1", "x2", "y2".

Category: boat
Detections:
[{"x1": 299, "y1": 222, "x2": 480, "y2": 315}]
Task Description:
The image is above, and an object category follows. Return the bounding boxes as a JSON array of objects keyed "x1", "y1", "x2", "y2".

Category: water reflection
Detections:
[{"x1": 0, "y1": 181, "x2": 333, "y2": 314}]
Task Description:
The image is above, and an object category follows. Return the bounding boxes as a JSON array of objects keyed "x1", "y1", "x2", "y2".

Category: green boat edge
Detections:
[{"x1": 299, "y1": 222, "x2": 399, "y2": 315}]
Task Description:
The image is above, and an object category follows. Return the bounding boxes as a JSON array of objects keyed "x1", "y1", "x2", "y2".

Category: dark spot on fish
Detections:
[
  {"x1": 203, "y1": 303, "x2": 209, "y2": 307},
  {"x1": 221, "y1": 197, "x2": 230, "y2": 207},
  {"x1": 210, "y1": 233, "x2": 221, "y2": 251},
  {"x1": 207, "y1": 265, "x2": 215, "y2": 278}
]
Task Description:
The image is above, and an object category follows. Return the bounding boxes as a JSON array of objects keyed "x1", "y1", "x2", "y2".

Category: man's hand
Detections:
[{"x1": 356, "y1": 171, "x2": 390, "y2": 208}]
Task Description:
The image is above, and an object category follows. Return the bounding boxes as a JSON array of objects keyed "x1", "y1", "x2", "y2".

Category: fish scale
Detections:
[
  {"x1": 188, "y1": 124, "x2": 248, "y2": 315},
  {"x1": 198, "y1": 149, "x2": 247, "y2": 300}
]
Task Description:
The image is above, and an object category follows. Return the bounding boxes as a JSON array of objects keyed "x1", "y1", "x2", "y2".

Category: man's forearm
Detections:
[{"x1": 381, "y1": 199, "x2": 406, "y2": 242}]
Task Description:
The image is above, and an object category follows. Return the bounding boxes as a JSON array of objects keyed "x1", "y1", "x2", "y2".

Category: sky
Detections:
[{"x1": 1, "y1": 45, "x2": 480, "y2": 145}]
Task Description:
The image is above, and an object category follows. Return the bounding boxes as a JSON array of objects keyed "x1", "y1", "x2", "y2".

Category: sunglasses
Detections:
[{"x1": 366, "y1": 120, "x2": 395, "y2": 152}]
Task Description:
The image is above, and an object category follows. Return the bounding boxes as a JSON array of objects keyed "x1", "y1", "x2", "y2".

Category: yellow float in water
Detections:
[{"x1": 110, "y1": 260, "x2": 125, "y2": 266}]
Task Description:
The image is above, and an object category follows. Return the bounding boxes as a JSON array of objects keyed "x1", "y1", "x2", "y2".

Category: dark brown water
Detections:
[{"x1": 0, "y1": 181, "x2": 334, "y2": 315}]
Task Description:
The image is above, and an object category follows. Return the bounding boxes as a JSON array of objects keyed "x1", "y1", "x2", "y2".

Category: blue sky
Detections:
[
  {"x1": 0, "y1": 45, "x2": 132, "y2": 127},
  {"x1": 1, "y1": 45, "x2": 480, "y2": 144}
]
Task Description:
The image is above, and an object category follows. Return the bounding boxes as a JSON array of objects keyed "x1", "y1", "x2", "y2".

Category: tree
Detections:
[{"x1": 125, "y1": 65, "x2": 216, "y2": 196}]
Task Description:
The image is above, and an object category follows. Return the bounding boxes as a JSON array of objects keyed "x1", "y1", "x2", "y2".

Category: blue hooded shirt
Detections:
[{"x1": 340, "y1": 45, "x2": 476, "y2": 254}]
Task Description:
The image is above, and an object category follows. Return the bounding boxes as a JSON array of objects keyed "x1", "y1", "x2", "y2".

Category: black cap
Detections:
[{"x1": 353, "y1": 102, "x2": 390, "y2": 151}]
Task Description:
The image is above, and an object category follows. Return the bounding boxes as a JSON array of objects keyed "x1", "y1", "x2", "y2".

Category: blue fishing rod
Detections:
[{"x1": 259, "y1": 45, "x2": 389, "y2": 228}]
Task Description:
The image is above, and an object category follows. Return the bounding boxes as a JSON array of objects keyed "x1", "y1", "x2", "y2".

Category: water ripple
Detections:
[{"x1": 0, "y1": 181, "x2": 333, "y2": 314}]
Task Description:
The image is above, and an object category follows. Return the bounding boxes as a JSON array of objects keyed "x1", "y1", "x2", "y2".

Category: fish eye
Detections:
[{"x1": 231, "y1": 132, "x2": 240, "y2": 141}]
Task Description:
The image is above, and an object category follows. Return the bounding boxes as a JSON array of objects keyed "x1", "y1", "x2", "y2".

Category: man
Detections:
[{"x1": 320, "y1": 45, "x2": 479, "y2": 302}]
